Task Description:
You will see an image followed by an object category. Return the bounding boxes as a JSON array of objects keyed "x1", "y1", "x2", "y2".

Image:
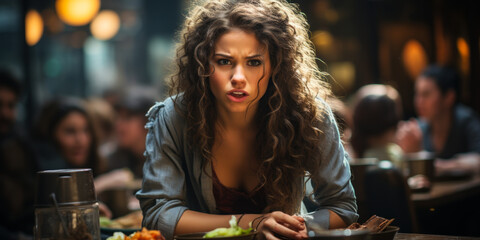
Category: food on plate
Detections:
[
  {"x1": 100, "y1": 216, "x2": 114, "y2": 227},
  {"x1": 106, "y1": 232, "x2": 127, "y2": 240},
  {"x1": 101, "y1": 210, "x2": 143, "y2": 229},
  {"x1": 107, "y1": 227, "x2": 165, "y2": 240},
  {"x1": 347, "y1": 215, "x2": 395, "y2": 233},
  {"x1": 203, "y1": 215, "x2": 253, "y2": 238}
]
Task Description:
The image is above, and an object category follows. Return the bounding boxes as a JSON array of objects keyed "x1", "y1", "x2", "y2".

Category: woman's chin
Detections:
[{"x1": 67, "y1": 155, "x2": 88, "y2": 168}]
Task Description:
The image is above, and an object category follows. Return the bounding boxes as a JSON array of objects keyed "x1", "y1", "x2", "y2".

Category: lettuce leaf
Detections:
[{"x1": 203, "y1": 215, "x2": 253, "y2": 238}]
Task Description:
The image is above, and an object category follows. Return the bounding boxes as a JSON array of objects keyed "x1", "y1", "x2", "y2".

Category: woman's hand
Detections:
[
  {"x1": 98, "y1": 201, "x2": 112, "y2": 219},
  {"x1": 94, "y1": 168, "x2": 134, "y2": 194},
  {"x1": 435, "y1": 153, "x2": 480, "y2": 175},
  {"x1": 256, "y1": 211, "x2": 308, "y2": 240}
]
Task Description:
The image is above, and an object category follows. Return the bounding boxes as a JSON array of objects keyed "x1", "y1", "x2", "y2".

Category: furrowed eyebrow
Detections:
[
  {"x1": 213, "y1": 53, "x2": 263, "y2": 59},
  {"x1": 213, "y1": 53, "x2": 233, "y2": 58},
  {"x1": 246, "y1": 54, "x2": 262, "y2": 59}
]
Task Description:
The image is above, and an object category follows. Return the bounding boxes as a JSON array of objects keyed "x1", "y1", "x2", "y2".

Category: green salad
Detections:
[{"x1": 203, "y1": 215, "x2": 253, "y2": 238}]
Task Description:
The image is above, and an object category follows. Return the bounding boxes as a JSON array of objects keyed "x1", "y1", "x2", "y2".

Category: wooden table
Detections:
[
  {"x1": 410, "y1": 175, "x2": 480, "y2": 236},
  {"x1": 411, "y1": 175, "x2": 480, "y2": 208},
  {"x1": 395, "y1": 233, "x2": 480, "y2": 239}
]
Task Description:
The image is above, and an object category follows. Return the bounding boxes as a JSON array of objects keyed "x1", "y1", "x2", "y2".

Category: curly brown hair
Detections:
[{"x1": 169, "y1": 0, "x2": 332, "y2": 214}]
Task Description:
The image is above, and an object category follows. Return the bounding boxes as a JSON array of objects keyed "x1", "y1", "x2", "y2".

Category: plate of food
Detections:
[
  {"x1": 369, "y1": 226, "x2": 399, "y2": 240},
  {"x1": 174, "y1": 215, "x2": 257, "y2": 240},
  {"x1": 105, "y1": 227, "x2": 165, "y2": 240},
  {"x1": 346, "y1": 215, "x2": 399, "y2": 240},
  {"x1": 100, "y1": 210, "x2": 143, "y2": 236},
  {"x1": 308, "y1": 228, "x2": 370, "y2": 240},
  {"x1": 174, "y1": 232, "x2": 257, "y2": 240}
]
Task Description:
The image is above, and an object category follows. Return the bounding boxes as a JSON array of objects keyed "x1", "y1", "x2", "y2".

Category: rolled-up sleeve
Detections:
[
  {"x1": 304, "y1": 101, "x2": 358, "y2": 230},
  {"x1": 136, "y1": 101, "x2": 188, "y2": 240}
]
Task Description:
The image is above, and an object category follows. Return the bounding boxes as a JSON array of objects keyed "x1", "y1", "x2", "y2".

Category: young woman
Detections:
[
  {"x1": 34, "y1": 97, "x2": 105, "y2": 176},
  {"x1": 136, "y1": 1, "x2": 358, "y2": 239}
]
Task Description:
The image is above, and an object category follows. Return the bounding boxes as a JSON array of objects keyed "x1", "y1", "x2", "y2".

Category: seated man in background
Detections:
[
  {"x1": 107, "y1": 89, "x2": 157, "y2": 179},
  {"x1": 397, "y1": 65, "x2": 480, "y2": 175},
  {"x1": 95, "y1": 89, "x2": 156, "y2": 217},
  {"x1": 0, "y1": 69, "x2": 37, "y2": 239}
]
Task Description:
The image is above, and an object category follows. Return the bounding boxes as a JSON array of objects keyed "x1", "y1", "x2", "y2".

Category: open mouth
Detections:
[
  {"x1": 229, "y1": 91, "x2": 247, "y2": 98},
  {"x1": 227, "y1": 90, "x2": 249, "y2": 102}
]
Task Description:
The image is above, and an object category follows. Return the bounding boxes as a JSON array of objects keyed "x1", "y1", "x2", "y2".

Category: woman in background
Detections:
[
  {"x1": 34, "y1": 97, "x2": 137, "y2": 217},
  {"x1": 350, "y1": 85, "x2": 403, "y2": 167},
  {"x1": 34, "y1": 97, "x2": 105, "y2": 175}
]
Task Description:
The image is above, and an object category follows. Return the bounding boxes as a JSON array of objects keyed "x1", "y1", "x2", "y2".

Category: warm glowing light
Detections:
[
  {"x1": 25, "y1": 10, "x2": 44, "y2": 46},
  {"x1": 55, "y1": 0, "x2": 100, "y2": 26},
  {"x1": 457, "y1": 38, "x2": 469, "y2": 58},
  {"x1": 312, "y1": 30, "x2": 333, "y2": 49},
  {"x1": 330, "y1": 62, "x2": 355, "y2": 92},
  {"x1": 90, "y1": 10, "x2": 120, "y2": 40},
  {"x1": 402, "y1": 39, "x2": 428, "y2": 80},
  {"x1": 457, "y1": 37, "x2": 470, "y2": 76}
]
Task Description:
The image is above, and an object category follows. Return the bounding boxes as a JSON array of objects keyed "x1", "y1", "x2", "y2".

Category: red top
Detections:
[{"x1": 212, "y1": 168, "x2": 267, "y2": 214}]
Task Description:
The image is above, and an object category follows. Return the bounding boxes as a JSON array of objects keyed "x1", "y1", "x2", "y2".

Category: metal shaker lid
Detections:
[{"x1": 35, "y1": 168, "x2": 97, "y2": 207}]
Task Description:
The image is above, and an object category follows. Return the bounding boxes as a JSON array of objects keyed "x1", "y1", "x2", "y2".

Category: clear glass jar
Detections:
[{"x1": 34, "y1": 202, "x2": 100, "y2": 240}]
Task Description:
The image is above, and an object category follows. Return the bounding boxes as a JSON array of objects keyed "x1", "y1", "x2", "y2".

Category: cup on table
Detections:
[
  {"x1": 98, "y1": 188, "x2": 133, "y2": 218},
  {"x1": 405, "y1": 151, "x2": 435, "y2": 180},
  {"x1": 404, "y1": 151, "x2": 435, "y2": 192}
]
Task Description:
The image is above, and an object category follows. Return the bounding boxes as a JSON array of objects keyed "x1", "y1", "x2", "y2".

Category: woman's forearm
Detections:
[
  {"x1": 174, "y1": 210, "x2": 264, "y2": 235},
  {"x1": 328, "y1": 210, "x2": 347, "y2": 229}
]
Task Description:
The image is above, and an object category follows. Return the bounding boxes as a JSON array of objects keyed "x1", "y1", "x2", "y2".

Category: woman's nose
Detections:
[
  {"x1": 76, "y1": 132, "x2": 90, "y2": 145},
  {"x1": 231, "y1": 65, "x2": 246, "y2": 88}
]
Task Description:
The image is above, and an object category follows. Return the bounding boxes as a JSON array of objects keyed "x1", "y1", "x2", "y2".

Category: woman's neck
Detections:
[
  {"x1": 216, "y1": 106, "x2": 258, "y2": 131},
  {"x1": 367, "y1": 129, "x2": 396, "y2": 148}
]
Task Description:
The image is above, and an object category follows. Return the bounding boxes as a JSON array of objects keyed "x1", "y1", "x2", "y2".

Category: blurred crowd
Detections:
[
  {"x1": 0, "y1": 69, "x2": 158, "y2": 239},
  {"x1": 344, "y1": 65, "x2": 480, "y2": 174},
  {"x1": 1, "y1": 63, "x2": 480, "y2": 238}
]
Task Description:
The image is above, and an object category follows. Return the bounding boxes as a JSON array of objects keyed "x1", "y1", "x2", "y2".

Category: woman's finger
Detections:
[
  {"x1": 271, "y1": 212, "x2": 305, "y2": 231},
  {"x1": 262, "y1": 218, "x2": 303, "y2": 240},
  {"x1": 292, "y1": 215, "x2": 305, "y2": 223}
]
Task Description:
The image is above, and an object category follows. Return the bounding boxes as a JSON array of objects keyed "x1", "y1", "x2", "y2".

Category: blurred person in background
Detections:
[
  {"x1": 350, "y1": 85, "x2": 404, "y2": 167},
  {"x1": 0, "y1": 70, "x2": 21, "y2": 135},
  {"x1": 328, "y1": 97, "x2": 354, "y2": 156},
  {"x1": 102, "y1": 88, "x2": 122, "y2": 108},
  {"x1": 33, "y1": 97, "x2": 143, "y2": 217},
  {"x1": 86, "y1": 97, "x2": 117, "y2": 158},
  {"x1": 106, "y1": 88, "x2": 156, "y2": 179},
  {"x1": 0, "y1": 69, "x2": 37, "y2": 239},
  {"x1": 96, "y1": 89, "x2": 156, "y2": 217},
  {"x1": 397, "y1": 65, "x2": 480, "y2": 175},
  {"x1": 33, "y1": 97, "x2": 106, "y2": 175}
]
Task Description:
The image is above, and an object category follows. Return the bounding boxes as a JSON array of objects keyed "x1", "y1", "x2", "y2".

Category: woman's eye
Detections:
[
  {"x1": 247, "y1": 59, "x2": 262, "y2": 66},
  {"x1": 217, "y1": 59, "x2": 231, "y2": 65},
  {"x1": 65, "y1": 128, "x2": 76, "y2": 135}
]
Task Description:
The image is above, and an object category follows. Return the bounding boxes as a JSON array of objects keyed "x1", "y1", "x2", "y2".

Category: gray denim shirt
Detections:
[{"x1": 136, "y1": 96, "x2": 358, "y2": 240}]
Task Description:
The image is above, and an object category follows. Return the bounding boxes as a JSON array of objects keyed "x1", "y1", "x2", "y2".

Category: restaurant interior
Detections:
[{"x1": 1, "y1": 0, "x2": 479, "y2": 239}]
